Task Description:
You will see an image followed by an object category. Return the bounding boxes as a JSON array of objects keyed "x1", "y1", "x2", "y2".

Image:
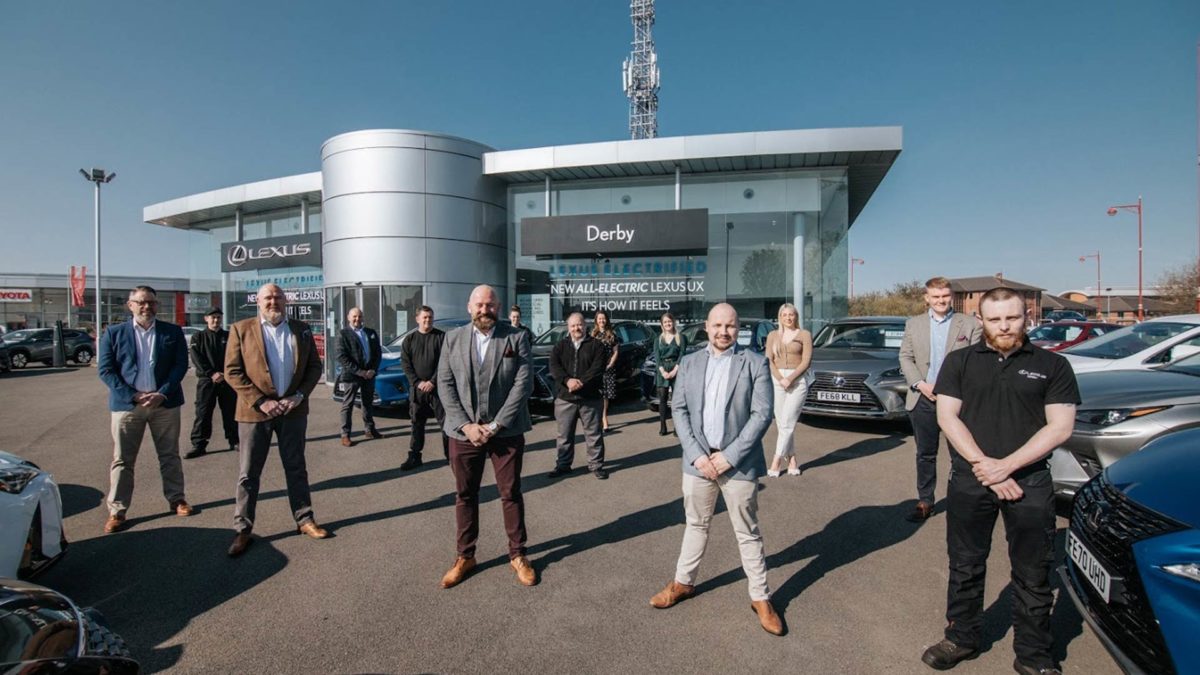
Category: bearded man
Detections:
[{"x1": 920, "y1": 287, "x2": 1079, "y2": 675}]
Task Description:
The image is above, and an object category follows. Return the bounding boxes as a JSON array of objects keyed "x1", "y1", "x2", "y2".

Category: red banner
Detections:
[{"x1": 70, "y1": 266, "x2": 87, "y2": 308}]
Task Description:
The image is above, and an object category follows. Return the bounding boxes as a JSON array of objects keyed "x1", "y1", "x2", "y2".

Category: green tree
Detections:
[
  {"x1": 850, "y1": 280, "x2": 926, "y2": 316},
  {"x1": 740, "y1": 247, "x2": 787, "y2": 298}
]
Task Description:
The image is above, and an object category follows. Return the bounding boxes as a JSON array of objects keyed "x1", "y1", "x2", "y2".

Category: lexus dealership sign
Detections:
[
  {"x1": 0, "y1": 288, "x2": 33, "y2": 303},
  {"x1": 220, "y1": 233, "x2": 322, "y2": 272},
  {"x1": 520, "y1": 208, "x2": 709, "y2": 257}
]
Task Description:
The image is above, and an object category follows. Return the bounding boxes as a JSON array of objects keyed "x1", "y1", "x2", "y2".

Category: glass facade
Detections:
[
  {"x1": 1, "y1": 288, "x2": 180, "y2": 332},
  {"x1": 511, "y1": 168, "x2": 848, "y2": 332}
]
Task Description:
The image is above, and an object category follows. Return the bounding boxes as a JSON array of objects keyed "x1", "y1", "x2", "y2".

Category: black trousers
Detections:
[
  {"x1": 339, "y1": 379, "x2": 377, "y2": 435},
  {"x1": 190, "y1": 378, "x2": 238, "y2": 450},
  {"x1": 657, "y1": 385, "x2": 674, "y2": 429},
  {"x1": 409, "y1": 387, "x2": 447, "y2": 457},
  {"x1": 909, "y1": 396, "x2": 941, "y2": 504},
  {"x1": 945, "y1": 464, "x2": 1056, "y2": 668}
]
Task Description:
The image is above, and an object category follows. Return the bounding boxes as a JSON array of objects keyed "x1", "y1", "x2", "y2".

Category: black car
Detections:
[
  {"x1": 0, "y1": 342, "x2": 10, "y2": 373},
  {"x1": 640, "y1": 319, "x2": 775, "y2": 410},
  {"x1": 1, "y1": 329, "x2": 95, "y2": 368},
  {"x1": 529, "y1": 320, "x2": 657, "y2": 410}
]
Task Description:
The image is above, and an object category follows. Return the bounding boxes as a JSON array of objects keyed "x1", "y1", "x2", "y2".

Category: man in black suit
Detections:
[
  {"x1": 186, "y1": 307, "x2": 238, "y2": 458},
  {"x1": 337, "y1": 307, "x2": 382, "y2": 447}
]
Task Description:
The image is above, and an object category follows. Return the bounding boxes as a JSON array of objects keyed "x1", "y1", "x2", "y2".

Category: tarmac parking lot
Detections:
[{"x1": 0, "y1": 365, "x2": 1119, "y2": 674}]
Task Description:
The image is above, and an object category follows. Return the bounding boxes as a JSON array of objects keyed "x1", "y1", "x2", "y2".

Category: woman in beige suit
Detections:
[{"x1": 765, "y1": 303, "x2": 812, "y2": 477}]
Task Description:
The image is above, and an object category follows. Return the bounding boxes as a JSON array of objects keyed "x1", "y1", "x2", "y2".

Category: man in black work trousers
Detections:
[
  {"x1": 337, "y1": 307, "x2": 382, "y2": 447},
  {"x1": 547, "y1": 312, "x2": 609, "y2": 479},
  {"x1": 400, "y1": 305, "x2": 447, "y2": 469},
  {"x1": 921, "y1": 287, "x2": 1078, "y2": 675},
  {"x1": 186, "y1": 308, "x2": 238, "y2": 459}
]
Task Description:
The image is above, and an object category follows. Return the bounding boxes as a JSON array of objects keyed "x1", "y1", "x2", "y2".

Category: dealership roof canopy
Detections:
[{"x1": 145, "y1": 172, "x2": 322, "y2": 230}]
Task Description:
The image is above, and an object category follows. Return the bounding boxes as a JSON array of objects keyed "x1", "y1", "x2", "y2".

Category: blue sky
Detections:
[{"x1": 2, "y1": 0, "x2": 1197, "y2": 294}]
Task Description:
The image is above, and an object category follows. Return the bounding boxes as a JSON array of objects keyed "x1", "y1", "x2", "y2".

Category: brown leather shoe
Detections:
[
  {"x1": 367, "y1": 428, "x2": 383, "y2": 440},
  {"x1": 440, "y1": 556, "x2": 476, "y2": 588},
  {"x1": 649, "y1": 580, "x2": 695, "y2": 609},
  {"x1": 227, "y1": 532, "x2": 253, "y2": 557},
  {"x1": 751, "y1": 599, "x2": 785, "y2": 636},
  {"x1": 103, "y1": 513, "x2": 126, "y2": 534},
  {"x1": 906, "y1": 501, "x2": 934, "y2": 523},
  {"x1": 341, "y1": 435, "x2": 353, "y2": 447},
  {"x1": 298, "y1": 521, "x2": 329, "y2": 539},
  {"x1": 510, "y1": 555, "x2": 537, "y2": 586},
  {"x1": 170, "y1": 500, "x2": 193, "y2": 517}
]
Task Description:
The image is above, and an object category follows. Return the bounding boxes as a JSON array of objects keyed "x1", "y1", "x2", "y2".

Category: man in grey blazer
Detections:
[
  {"x1": 437, "y1": 284, "x2": 536, "y2": 589},
  {"x1": 898, "y1": 276, "x2": 981, "y2": 523},
  {"x1": 649, "y1": 303, "x2": 783, "y2": 636}
]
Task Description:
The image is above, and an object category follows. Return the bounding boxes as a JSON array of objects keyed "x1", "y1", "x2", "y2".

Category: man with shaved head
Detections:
[
  {"x1": 336, "y1": 306, "x2": 382, "y2": 447},
  {"x1": 548, "y1": 311, "x2": 609, "y2": 479},
  {"x1": 649, "y1": 303, "x2": 783, "y2": 636},
  {"x1": 437, "y1": 284, "x2": 536, "y2": 588},
  {"x1": 223, "y1": 283, "x2": 328, "y2": 557}
]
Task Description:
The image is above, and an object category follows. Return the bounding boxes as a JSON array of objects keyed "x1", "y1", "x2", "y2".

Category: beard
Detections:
[
  {"x1": 472, "y1": 311, "x2": 497, "y2": 331},
  {"x1": 984, "y1": 328, "x2": 1022, "y2": 353},
  {"x1": 262, "y1": 309, "x2": 284, "y2": 325}
]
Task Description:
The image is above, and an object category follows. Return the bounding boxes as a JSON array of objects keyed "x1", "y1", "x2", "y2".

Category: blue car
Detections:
[
  {"x1": 332, "y1": 318, "x2": 469, "y2": 410},
  {"x1": 1060, "y1": 427, "x2": 1200, "y2": 674}
]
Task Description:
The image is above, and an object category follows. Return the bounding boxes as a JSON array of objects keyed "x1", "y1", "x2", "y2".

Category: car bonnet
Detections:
[{"x1": 1106, "y1": 428, "x2": 1200, "y2": 527}]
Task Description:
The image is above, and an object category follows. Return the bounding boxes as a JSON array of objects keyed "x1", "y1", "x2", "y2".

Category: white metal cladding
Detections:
[
  {"x1": 320, "y1": 129, "x2": 508, "y2": 291},
  {"x1": 143, "y1": 172, "x2": 322, "y2": 229}
]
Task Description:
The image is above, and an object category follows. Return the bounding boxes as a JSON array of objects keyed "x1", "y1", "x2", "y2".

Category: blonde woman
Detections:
[{"x1": 765, "y1": 303, "x2": 812, "y2": 477}]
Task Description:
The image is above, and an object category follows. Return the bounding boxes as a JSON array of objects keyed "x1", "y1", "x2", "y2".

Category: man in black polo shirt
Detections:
[
  {"x1": 921, "y1": 287, "x2": 1078, "y2": 675},
  {"x1": 400, "y1": 305, "x2": 448, "y2": 469}
]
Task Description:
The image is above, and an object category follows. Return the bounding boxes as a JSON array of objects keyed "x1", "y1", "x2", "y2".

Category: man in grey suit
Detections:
[
  {"x1": 437, "y1": 284, "x2": 536, "y2": 589},
  {"x1": 898, "y1": 276, "x2": 982, "y2": 523},
  {"x1": 649, "y1": 303, "x2": 783, "y2": 636}
]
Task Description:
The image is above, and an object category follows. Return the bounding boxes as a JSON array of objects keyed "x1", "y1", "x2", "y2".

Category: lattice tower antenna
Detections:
[{"x1": 622, "y1": 0, "x2": 660, "y2": 139}]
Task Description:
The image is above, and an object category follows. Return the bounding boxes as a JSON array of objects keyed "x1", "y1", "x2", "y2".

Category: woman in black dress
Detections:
[
  {"x1": 592, "y1": 310, "x2": 619, "y2": 431},
  {"x1": 653, "y1": 312, "x2": 686, "y2": 435}
]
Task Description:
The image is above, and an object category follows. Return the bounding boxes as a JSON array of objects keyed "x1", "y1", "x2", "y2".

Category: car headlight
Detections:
[
  {"x1": 0, "y1": 465, "x2": 40, "y2": 493},
  {"x1": 879, "y1": 367, "x2": 903, "y2": 378},
  {"x1": 1161, "y1": 563, "x2": 1200, "y2": 584},
  {"x1": 1075, "y1": 406, "x2": 1171, "y2": 427}
]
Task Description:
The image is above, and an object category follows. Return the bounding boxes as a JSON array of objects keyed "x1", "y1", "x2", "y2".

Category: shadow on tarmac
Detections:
[
  {"x1": 58, "y1": 483, "x2": 105, "y2": 518},
  {"x1": 800, "y1": 433, "x2": 907, "y2": 473}
]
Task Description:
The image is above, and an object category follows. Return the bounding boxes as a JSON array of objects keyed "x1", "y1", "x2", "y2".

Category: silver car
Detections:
[
  {"x1": 1050, "y1": 351, "x2": 1200, "y2": 498},
  {"x1": 802, "y1": 316, "x2": 909, "y2": 421}
]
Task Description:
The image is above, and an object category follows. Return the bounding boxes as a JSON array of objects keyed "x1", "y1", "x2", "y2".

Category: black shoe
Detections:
[
  {"x1": 1012, "y1": 659, "x2": 1061, "y2": 675},
  {"x1": 659, "y1": 427, "x2": 669, "y2": 436},
  {"x1": 227, "y1": 440, "x2": 239, "y2": 452},
  {"x1": 547, "y1": 466, "x2": 572, "y2": 478},
  {"x1": 592, "y1": 467, "x2": 609, "y2": 480},
  {"x1": 906, "y1": 501, "x2": 935, "y2": 523},
  {"x1": 399, "y1": 454, "x2": 423, "y2": 471},
  {"x1": 184, "y1": 447, "x2": 206, "y2": 459},
  {"x1": 921, "y1": 639, "x2": 978, "y2": 670}
]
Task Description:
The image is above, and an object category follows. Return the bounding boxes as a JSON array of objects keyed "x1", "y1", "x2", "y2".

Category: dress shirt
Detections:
[
  {"x1": 260, "y1": 317, "x2": 295, "y2": 395},
  {"x1": 132, "y1": 320, "x2": 157, "y2": 392},
  {"x1": 927, "y1": 309, "x2": 953, "y2": 386},
  {"x1": 473, "y1": 325, "x2": 494, "y2": 366},
  {"x1": 354, "y1": 327, "x2": 369, "y2": 363},
  {"x1": 702, "y1": 345, "x2": 736, "y2": 450},
  {"x1": 571, "y1": 337, "x2": 583, "y2": 350}
]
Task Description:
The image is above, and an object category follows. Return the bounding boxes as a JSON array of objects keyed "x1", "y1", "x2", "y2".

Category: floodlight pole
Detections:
[{"x1": 80, "y1": 168, "x2": 114, "y2": 352}]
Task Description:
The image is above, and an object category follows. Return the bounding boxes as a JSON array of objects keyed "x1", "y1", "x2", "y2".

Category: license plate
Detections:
[
  {"x1": 816, "y1": 391, "x2": 861, "y2": 403},
  {"x1": 1068, "y1": 530, "x2": 1112, "y2": 603}
]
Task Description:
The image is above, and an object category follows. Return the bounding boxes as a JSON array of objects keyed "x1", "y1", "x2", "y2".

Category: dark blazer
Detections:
[
  {"x1": 549, "y1": 335, "x2": 608, "y2": 402},
  {"x1": 437, "y1": 322, "x2": 533, "y2": 440},
  {"x1": 336, "y1": 326, "x2": 382, "y2": 383},
  {"x1": 224, "y1": 317, "x2": 323, "y2": 423},
  {"x1": 97, "y1": 319, "x2": 189, "y2": 412}
]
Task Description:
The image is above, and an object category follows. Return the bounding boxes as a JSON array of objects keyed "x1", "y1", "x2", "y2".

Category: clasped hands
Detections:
[
  {"x1": 259, "y1": 394, "x2": 302, "y2": 418},
  {"x1": 462, "y1": 422, "x2": 498, "y2": 447},
  {"x1": 970, "y1": 456, "x2": 1024, "y2": 501},
  {"x1": 416, "y1": 380, "x2": 435, "y2": 393},
  {"x1": 357, "y1": 369, "x2": 377, "y2": 380},
  {"x1": 692, "y1": 451, "x2": 733, "y2": 480},
  {"x1": 566, "y1": 378, "x2": 583, "y2": 393},
  {"x1": 133, "y1": 391, "x2": 166, "y2": 408}
]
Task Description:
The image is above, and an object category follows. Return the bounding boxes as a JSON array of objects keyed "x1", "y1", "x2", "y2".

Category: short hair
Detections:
[
  {"x1": 417, "y1": 305, "x2": 434, "y2": 316},
  {"x1": 566, "y1": 312, "x2": 585, "y2": 323},
  {"x1": 509, "y1": 305, "x2": 522, "y2": 314},
  {"x1": 925, "y1": 277, "x2": 951, "y2": 291},
  {"x1": 979, "y1": 286, "x2": 1022, "y2": 308},
  {"x1": 128, "y1": 285, "x2": 157, "y2": 298}
]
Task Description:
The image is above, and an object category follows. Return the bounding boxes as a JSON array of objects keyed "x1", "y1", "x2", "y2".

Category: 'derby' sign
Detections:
[
  {"x1": 0, "y1": 288, "x2": 34, "y2": 303},
  {"x1": 220, "y1": 233, "x2": 322, "y2": 273},
  {"x1": 521, "y1": 208, "x2": 708, "y2": 258}
]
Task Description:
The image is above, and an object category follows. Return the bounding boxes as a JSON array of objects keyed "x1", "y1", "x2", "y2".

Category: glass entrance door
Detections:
[{"x1": 323, "y1": 285, "x2": 424, "y2": 382}]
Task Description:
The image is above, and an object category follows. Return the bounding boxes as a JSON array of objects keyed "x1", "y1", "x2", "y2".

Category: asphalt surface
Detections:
[{"x1": 1, "y1": 365, "x2": 1119, "y2": 675}]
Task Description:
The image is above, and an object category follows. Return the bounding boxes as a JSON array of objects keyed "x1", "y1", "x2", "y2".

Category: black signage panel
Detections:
[
  {"x1": 221, "y1": 233, "x2": 322, "y2": 272},
  {"x1": 520, "y1": 208, "x2": 709, "y2": 257}
]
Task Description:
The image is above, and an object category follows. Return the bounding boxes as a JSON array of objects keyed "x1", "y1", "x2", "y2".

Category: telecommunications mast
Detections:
[{"x1": 622, "y1": 0, "x2": 660, "y2": 139}]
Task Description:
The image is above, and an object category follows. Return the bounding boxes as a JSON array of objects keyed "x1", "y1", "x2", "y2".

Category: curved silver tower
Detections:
[{"x1": 320, "y1": 129, "x2": 508, "y2": 315}]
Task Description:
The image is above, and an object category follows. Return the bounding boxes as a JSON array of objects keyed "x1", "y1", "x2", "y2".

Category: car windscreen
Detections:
[
  {"x1": 1163, "y1": 351, "x2": 1200, "y2": 376},
  {"x1": 1063, "y1": 322, "x2": 1196, "y2": 360},
  {"x1": 1028, "y1": 324, "x2": 1084, "y2": 342},
  {"x1": 386, "y1": 319, "x2": 470, "y2": 349},
  {"x1": 534, "y1": 325, "x2": 569, "y2": 346},
  {"x1": 813, "y1": 322, "x2": 906, "y2": 350},
  {"x1": 2, "y1": 330, "x2": 34, "y2": 343}
]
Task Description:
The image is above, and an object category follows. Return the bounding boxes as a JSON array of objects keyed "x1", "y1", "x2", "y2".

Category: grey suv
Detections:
[{"x1": 1, "y1": 328, "x2": 95, "y2": 368}]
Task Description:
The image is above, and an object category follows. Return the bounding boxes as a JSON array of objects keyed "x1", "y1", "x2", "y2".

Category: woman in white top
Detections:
[{"x1": 764, "y1": 303, "x2": 813, "y2": 477}]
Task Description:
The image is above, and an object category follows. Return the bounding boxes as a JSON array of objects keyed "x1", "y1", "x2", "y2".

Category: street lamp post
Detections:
[
  {"x1": 1106, "y1": 196, "x2": 1143, "y2": 322},
  {"x1": 850, "y1": 257, "x2": 865, "y2": 299},
  {"x1": 1079, "y1": 251, "x2": 1101, "y2": 320},
  {"x1": 79, "y1": 168, "x2": 115, "y2": 352}
]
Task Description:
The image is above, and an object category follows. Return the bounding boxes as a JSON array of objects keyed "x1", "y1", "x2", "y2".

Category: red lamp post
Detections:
[
  {"x1": 850, "y1": 257, "x2": 865, "y2": 299},
  {"x1": 1079, "y1": 252, "x2": 1101, "y2": 320},
  {"x1": 1106, "y1": 196, "x2": 1143, "y2": 322}
]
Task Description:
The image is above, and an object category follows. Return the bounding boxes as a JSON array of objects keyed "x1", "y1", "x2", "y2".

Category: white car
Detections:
[
  {"x1": 1061, "y1": 314, "x2": 1200, "y2": 374},
  {"x1": 0, "y1": 451, "x2": 66, "y2": 578}
]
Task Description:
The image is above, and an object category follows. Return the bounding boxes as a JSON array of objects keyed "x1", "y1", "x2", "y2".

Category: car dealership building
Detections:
[{"x1": 145, "y1": 126, "x2": 901, "y2": 378}]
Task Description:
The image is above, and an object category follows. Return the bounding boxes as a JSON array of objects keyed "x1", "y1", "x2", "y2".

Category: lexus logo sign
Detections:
[
  {"x1": 0, "y1": 288, "x2": 34, "y2": 303},
  {"x1": 220, "y1": 233, "x2": 321, "y2": 272}
]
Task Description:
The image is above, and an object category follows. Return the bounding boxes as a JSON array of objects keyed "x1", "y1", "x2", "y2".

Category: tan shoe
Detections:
[
  {"x1": 228, "y1": 531, "x2": 253, "y2": 557},
  {"x1": 170, "y1": 500, "x2": 193, "y2": 517},
  {"x1": 298, "y1": 521, "x2": 329, "y2": 539},
  {"x1": 510, "y1": 555, "x2": 538, "y2": 586},
  {"x1": 649, "y1": 580, "x2": 695, "y2": 609},
  {"x1": 440, "y1": 556, "x2": 476, "y2": 589},
  {"x1": 751, "y1": 599, "x2": 785, "y2": 636},
  {"x1": 341, "y1": 435, "x2": 353, "y2": 447},
  {"x1": 103, "y1": 513, "x2": 126, "y2": 534}
]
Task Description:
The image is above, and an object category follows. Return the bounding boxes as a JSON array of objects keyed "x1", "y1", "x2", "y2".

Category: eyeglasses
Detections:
[{"x1": 129, "y1": 299, "x2": 158, "y2": 306}]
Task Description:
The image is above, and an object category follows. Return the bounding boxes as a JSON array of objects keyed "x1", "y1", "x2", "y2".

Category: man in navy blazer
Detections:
[{"x1": 97, "y1": 285, "x2": 191, "y2": 534}]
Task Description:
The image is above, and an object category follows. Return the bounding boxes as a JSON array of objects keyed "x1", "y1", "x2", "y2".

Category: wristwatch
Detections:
[
  {"x1": 910, "y1": 382, "x2": 922, "y2": 392},
  {"x1": 486, "y1": 422, "x2": 499, "y2": 434}
]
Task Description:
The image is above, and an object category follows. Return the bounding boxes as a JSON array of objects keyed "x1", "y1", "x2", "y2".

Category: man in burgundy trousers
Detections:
[{"x1": 436, "y1": 284, "x2": 536, "y2": 588}]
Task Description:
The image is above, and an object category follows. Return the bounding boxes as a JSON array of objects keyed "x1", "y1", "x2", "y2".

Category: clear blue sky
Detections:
[{"x1": 2, "y1": 0, "x2": 1198, "y2": 295}]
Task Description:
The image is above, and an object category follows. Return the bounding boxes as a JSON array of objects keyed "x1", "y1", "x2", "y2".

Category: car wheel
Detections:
[
  {"x1": 73, "y1": 347, "x2": 94, "y2": 364},
  {"x1": 9, "y1": 351, "x2": 28, "y2": 369},
  {"x1": 84, "y1": 619, "x2": 133, "y2": 658}
]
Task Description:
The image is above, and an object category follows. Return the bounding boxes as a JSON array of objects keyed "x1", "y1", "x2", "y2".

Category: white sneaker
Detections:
[
  {"x1": 767, "y1": 470, "x2": 781, "y2": 478},
  {"x1": 787, "y1": 467, "x2": 802, "y2": 476}
]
